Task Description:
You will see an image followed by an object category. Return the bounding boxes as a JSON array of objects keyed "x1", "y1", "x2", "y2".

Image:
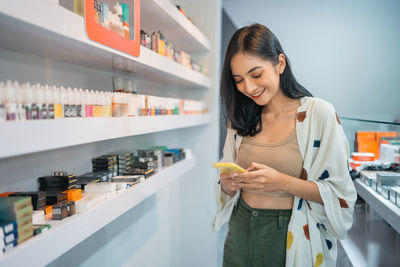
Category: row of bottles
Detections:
[{"x1": 0, "y1": 80, "x2": 207, "y2": 122}]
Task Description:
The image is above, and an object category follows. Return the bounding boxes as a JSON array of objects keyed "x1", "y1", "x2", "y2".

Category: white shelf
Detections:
[
  {"x1": 0, "y1": 156, "x2": 196, "y2": 267},
  {"x1": 339, "y1": 238, "x2": 367, "y2": 267},
  {"x1": 141, "y1": 0, "x2": 210, "y2": 52},
  {"x1": 0, "y1": 0, "x2": 210, "y2": 89},
  {"x1": 0, "y1": 114, "x2": 211, "y2": 159},
  {"x1": 354, "y1": 179, "x2": 400, "y2": 234}
]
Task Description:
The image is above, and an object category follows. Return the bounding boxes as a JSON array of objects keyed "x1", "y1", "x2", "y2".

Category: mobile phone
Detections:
[{"x1": 212, "y1": 162, "x2": 247, "y2": 174}]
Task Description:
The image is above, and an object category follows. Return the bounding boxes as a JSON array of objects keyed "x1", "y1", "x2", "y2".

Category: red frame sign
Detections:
[{"x1": 85, "y1": 0, "x2": 141, "y2": 57}]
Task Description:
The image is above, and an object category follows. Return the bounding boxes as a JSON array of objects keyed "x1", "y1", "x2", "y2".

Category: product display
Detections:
[
  {"x1": 140, "y1": 29, "x2": 207, "y2": 75},
  {"x1": 0, "y1": 145, "x2": 189, "y2": 254},
  {"x1": 0, "y1": 80, "x2": 208, "y2": 122},
  {"x1": 0, "y1": 0, "x2": 213, "y2": 262}
]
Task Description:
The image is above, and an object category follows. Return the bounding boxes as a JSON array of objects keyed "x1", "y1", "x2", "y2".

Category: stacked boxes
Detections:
[
  {"x1": 92, "y1": 155, "x2": 118, "y2": 177},
  {"x1": 9, "y1": 191, "x2": 46, "y2": 210},
  {"x1": 38, "y1": 173, "x2": 77, "y2": 192},
  {"x1": 0, "y1": 197, "x2": 34, "y2": 251},
  {"x1": 104, "y1": 152, "x2": 134, "y2": 175}
]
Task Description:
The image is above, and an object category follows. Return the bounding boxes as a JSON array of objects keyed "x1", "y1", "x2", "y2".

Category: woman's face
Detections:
[{"x1": 230, "y1": 52, "x2": 285, "y2": 106}]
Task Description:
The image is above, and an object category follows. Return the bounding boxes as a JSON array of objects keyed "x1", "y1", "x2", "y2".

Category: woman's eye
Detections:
[
  {"x1": 252, "y1": 72, "x2": 263, "y2": 79},
  {"x1": 234, "y1": 79, "x2": 243, "y2": 84}
]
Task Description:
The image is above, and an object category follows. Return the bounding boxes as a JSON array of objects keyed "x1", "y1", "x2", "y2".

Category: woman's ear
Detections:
[{"x1": 278, "y1": 53, "x2": 286, "y2": 74}]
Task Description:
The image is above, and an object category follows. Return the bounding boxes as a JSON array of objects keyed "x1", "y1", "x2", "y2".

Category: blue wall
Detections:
[{"x1": 223, "y1": 0, "x2": 400, "y2": 122}]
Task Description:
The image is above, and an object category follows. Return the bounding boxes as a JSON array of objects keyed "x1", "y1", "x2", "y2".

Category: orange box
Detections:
[
  {"x1": 357, "y1": 141, "x2": 379, "y2": 158},
  {"x1": 352, "y1": 152, "x2": 375, "y2": 161},
  {"x1": 62, "y1": 189, "x2": 82, "y2": 202},
  {"x1": 0, "y1": 192, "x2": 15, "y2": 197},
  {"x1": 356, "y1": 131, "x2": 376, "y2": 141}
]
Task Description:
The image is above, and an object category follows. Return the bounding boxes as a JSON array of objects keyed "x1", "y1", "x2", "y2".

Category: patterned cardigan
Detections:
[{"x1": 212, "y1": 96, "x2": 357, "y2": 267}]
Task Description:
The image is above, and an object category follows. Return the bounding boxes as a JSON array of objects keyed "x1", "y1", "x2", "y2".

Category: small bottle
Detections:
[
  {"x1": 103, "y1": 92, "x2": 111, "y2": 117},
  {"x1": 38, "y1": 85, "x2": 47, "y2": 119},
  {"x1": 93, "y1": 91, "x2": 102, "y2": 117},
  {"x1": 85, "y1": 89, "x2": 93, "y2": 117},
  {"x1": 53, "y1": 86, "x2": 63, "y2": 119},
  {"x1": 15, "y1": 81, "x2": 25, "y2": 121},
  {"x1": 150, "y1": 96, "x2": 155, "y2": 116},
  {"x1": 46, "y1": 85, "x2": 55, "y2": 119},
  {"x1": 0, "y1": 82, "x2": 6, "y2": 122},
  {"x1": 79, "y1": 88, "x2": 86, "y2": 118},
  {"x1": 64, "y1": 87, "x2": 72, "y2": 118},
  {"x1": 23, "y1": 83, "x2": 33, "y2": 120},
  {"x1": 5, "y1": 80, "x2": 17, "y2": 121},
  {"x1": 112, "y1": 93, "x2": 118, "y2": 117},
  {"x1": 72, "y1": 88, "x2": 79, "y2": 118},
  {"x1": 32, "y1": 84, "x2": 41, "y2": 120},
  {"x1": 121, "y1": 93, "x2": 126, "y2": 117},
  {"x1": 60, "y1": 86, "x2": 67, "y2": 118},
  {"x1": 100, "y1": 91, "x2": 106, "y2": 117}
]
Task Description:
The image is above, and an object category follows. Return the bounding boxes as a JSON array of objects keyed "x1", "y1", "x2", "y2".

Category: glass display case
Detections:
[{"x1": 340, "y1": 117, "x2": 400, "y2": 267}]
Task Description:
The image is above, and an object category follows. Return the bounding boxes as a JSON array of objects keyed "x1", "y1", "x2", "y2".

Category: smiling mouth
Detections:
[{"x1": 251, "y1": 88, "x2": 266, "y2": 98}]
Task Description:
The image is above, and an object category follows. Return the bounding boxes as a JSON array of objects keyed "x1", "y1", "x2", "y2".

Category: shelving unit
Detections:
[
  {"x1": 0, "y1": 0, "x2": 211, "y2": 89},
  {"x1": 0, "y1": 156, "x2": 196, "y2": 266},
  {"x1": 141, "y1": 0, "x2": 210, "y2": 52},
  {"x1": 354, "y1": 179, "x2": 400, "y2": 233},
  {"x1": 0, "y1": 0, "x2": 219, "y2": 265},
  {"x1": 0, "y1": 114, "x2": 211, "y2": 159}
]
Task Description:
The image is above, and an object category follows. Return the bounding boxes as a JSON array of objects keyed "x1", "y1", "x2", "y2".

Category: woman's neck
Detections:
[{"x1": 262, "y1": 89, "x2": 299, "y2": 117}]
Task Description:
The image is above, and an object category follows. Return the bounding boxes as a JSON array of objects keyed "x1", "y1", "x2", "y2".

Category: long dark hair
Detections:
[{"x1": 221, "y1": 23, "x2": 312, "y2": 136}]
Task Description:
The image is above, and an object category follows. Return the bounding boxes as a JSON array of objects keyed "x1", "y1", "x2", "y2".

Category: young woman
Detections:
[{"x1": 212, "y1": 24, "x2": 357, "y2": 267}]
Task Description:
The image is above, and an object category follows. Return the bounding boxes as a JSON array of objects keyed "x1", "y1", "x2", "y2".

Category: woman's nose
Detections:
[{"x1": 243, "y1": 79, "x2": 257, "y2": 94}]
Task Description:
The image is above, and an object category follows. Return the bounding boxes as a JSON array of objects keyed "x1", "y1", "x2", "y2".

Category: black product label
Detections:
[
  {"x1": 31, "y1": 104, "x2": 38, "y2": 119},
  {"x1": 41, "y1": 104, "x2": 48, "y2": 119},
  {"x1": 77, "y1": 104, "x2": 82, "y2": 117},
  {"x1": 48, "y1": 104, "x2": 55, "y2": 119},
  {"x1": 70, "y1": 105, "x2": 77, "y2": 118},
  {"x1": 64, "y1": 104, "x2": 70, "y2": 118}
]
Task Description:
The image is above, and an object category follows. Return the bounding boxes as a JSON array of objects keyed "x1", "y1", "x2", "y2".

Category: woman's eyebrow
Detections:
[
  {"x1": 232, "y1": 66, "x2": 263, "y2": 77},
  {"x1": 247, "y1": 66, "x2": 262, "y2": 74}
]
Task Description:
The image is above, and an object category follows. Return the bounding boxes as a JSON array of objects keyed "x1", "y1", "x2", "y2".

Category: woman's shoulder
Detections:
[{"x1": 301, "y1": 97, "x2": 338, "y2": 122}]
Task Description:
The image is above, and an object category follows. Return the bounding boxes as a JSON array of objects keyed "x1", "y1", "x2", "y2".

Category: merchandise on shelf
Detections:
[
  {"x1": 140, "y1": 30, "x2": 208, "y2": 75},
  {"x1": 360, "y1": 170, "x2": 400, "y2": 207},
  {"x1": 355, "y1": 131, "x2": 398, "y2": 159},
  {"x1": 0, "y1": 196, "x2": 34, "y2": 250},
  {"x1": 0, "y1": 146, "x2": 188, "y2": 254},
  {"x1": 0, "y1": 80, "x2": 208, "y2": 122}
]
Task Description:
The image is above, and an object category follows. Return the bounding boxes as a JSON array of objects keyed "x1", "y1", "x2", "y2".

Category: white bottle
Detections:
[
  {"x1": 46, "y1": 85, "x2": 55, "y2": 119},
  {"x1": 5, "y1": 80, "x2": 17, "y2": 121},
  {"x1": 38, "y1": 85, "x2": 47, "y2": 119},
  {"x1": 72, "y1": 88, "x2": 80, "y2": 118},
  {"x1": 60, "y1": 86, "x2": 67, "y2": 118},
  {"x1": 79, "y1": 88, "x2": 86, "y2": 118},
  {"x1": 15, "y1": 82, "x2": 25, "y2": 121},
  {"x1": 0, "y1": 81, "x2": 6, "y2": 121},
  {"x1": 65, "y1": 87, "x2": 73, "y2": 118}
]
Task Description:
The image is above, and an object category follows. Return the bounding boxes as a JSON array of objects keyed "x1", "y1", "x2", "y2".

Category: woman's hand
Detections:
[
  {"x1": 220, "y1": 172, "x2": 241, "y2": 197},
  {"x1": 231, "y1": 162, "x2": 286, "y2": 193}
]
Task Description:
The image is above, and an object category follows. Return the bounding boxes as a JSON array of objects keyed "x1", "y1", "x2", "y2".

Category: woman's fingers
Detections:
[
  {"x1": 236, "y1": 182, "x2": 264, "y2": 190},
  {"x1": 247, "y1": 162, "x2": 267, "y2": 171}
]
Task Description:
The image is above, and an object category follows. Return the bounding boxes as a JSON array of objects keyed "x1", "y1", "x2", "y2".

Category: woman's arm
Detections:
[{"x1": 280, "y1": 172, "x2": 323, "y2": 204}]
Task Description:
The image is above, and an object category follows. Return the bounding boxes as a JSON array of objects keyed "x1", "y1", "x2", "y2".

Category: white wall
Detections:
[
  {"x1": 0, "y1": 0, "x2": 222, "y2": 266},
  {"x1": 223, "y1": 0, "x2": 400, "y2": 122}
]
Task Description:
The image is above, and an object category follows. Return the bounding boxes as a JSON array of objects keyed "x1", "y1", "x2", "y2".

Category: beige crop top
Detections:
[{"x1": 236, "y1": 129, "x2": 304, "y2": 197}]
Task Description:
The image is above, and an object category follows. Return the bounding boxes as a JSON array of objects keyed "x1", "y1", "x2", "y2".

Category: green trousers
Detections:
[{"x1": 223, "y1": 197, "x2": 292, "y2": 267}]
